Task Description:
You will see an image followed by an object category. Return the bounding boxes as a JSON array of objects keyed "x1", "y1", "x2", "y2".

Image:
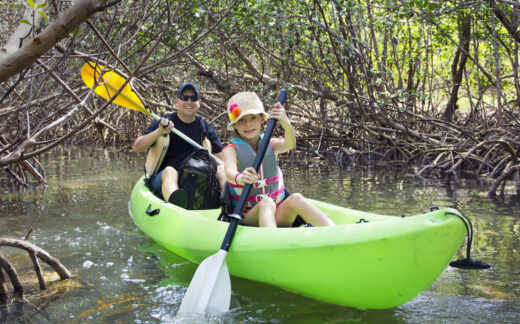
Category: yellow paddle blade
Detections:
[{"x1": 80, "y1": 62, "x2": 150, "y2": 115}]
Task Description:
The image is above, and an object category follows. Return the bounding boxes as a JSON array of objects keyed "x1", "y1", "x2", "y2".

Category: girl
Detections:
[{"x1": 222, "y1": 92, "x2": 335, "y2": 228}]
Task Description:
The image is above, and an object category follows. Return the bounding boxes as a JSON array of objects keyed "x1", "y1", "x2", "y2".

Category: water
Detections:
[{"x1": 0, "y1": 146, "x2": 519, "y2": 323}]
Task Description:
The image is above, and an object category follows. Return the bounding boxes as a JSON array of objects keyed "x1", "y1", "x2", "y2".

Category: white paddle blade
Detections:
[{"x1": 177, "y1": 250, "x2": 231, "y2": 314}]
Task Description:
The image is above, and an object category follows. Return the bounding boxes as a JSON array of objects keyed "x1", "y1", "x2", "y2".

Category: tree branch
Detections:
[{"x1": 0, "y1": 0, "x2": 111, "y2": 83}]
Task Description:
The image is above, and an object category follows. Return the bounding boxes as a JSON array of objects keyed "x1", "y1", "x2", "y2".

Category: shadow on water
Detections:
[{"x1": 1, "y1": 146, "x2": 519, "y2": 323}]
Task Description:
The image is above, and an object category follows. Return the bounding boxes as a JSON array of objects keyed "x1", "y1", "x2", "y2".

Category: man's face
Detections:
[{"x1": 175, "y1": 88, "x2": 200, "y2": 121}]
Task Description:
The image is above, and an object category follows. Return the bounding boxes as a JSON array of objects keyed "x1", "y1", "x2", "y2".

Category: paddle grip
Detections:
[{"x1": 221, "y1": 89, "x2": 288, "y2": 251}]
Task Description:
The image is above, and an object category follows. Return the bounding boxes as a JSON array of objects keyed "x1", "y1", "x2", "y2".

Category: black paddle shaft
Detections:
[{"x1": 220, "y1": 89, "x2": 288, "y2": 251}]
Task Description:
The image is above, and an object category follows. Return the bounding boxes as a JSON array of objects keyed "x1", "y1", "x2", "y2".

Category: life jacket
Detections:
[{"x1": 228, "y1": 135, "x2": 285, "y2": 212}]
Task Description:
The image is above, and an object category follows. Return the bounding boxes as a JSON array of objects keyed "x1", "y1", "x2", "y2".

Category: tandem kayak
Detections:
[{"x1": 128, "y1": 176, "x2": 467, "y2": 309}]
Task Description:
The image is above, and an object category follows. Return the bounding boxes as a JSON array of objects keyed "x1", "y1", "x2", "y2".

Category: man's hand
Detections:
[{"x1": 159, "y1": 118, "x2": 174, "y2": 135}]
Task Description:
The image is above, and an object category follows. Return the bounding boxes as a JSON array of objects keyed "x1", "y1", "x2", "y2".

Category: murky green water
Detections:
[{"x1": 1, "y1": 146, "x2": 519, "y2": 323}]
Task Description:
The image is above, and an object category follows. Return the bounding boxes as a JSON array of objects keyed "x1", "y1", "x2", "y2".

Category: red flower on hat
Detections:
[{"x1": 228, "y1": 103, "x2": 241, "y2": 121}]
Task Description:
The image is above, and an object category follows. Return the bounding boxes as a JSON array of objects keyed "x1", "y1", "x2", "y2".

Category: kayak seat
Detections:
[
  {"x1": 217, "y1": 181, "x2": 233, "y2": 223},
  {"x1": 143, "y1": 175, "x2": 161, "y2": 198},
  {"x1": 217, "y1": 181, "x2": 306, "y2": 227}
]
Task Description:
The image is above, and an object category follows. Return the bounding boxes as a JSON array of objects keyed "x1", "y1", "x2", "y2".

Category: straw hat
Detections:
[{"x1": 226, "y1": 92, "x2": 268, "y2": 130}]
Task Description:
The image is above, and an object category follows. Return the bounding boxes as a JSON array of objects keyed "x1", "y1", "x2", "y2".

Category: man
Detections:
[{"x1": 132, "y1": 83, "x2": 225, "y2": 208}]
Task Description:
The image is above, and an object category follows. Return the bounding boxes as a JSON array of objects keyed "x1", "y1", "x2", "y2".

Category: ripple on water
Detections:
[
  {"x1": 2, "y1": 148, "x2": 519, "y2": 323},
  {"x1": 399, "y1": 291, "x2": 520, "y2": 324}
]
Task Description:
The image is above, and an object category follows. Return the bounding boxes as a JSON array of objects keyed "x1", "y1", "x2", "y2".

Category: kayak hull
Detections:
[{"x1": 129, "y1": 176, "x2": 466, "y2": 309}]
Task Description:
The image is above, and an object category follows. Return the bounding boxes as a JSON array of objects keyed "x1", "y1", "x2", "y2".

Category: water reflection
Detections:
[{"x1": 0, "y1": 146, "x2": 519, "y2": 323}]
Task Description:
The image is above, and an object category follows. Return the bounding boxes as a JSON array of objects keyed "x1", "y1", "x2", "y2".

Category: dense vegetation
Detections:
[{"x1": 0, "y1": 0, "x2": 519, "y2": 196}]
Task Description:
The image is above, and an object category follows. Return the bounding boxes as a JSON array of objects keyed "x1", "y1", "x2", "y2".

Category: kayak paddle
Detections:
[
  {"x1": 80, "y1": 61, "x2": 223, "y2": 164},
  {"x1": 177, "y1": 89, "x2": 288, "y2": 315}
]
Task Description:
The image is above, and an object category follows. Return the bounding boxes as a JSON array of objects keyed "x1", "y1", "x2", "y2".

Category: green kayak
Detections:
[{"x1": 129, "y1": 176, "x2": 466, "y2": 309}]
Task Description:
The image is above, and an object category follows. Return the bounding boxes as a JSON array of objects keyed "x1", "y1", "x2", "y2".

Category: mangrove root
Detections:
[{"x1": 0, "y1": 237, "x2": 73, "y2": 302}]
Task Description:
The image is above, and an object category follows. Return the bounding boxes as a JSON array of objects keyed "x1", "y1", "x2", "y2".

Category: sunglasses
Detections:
[{"x1": 178, "y1": 94, "x2": 199, "y2": 102}]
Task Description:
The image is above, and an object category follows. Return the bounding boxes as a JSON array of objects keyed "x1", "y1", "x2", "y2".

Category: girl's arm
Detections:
[
  {"x1": 222, "y1": 145, "x2": 239, "y2": 184},
  {"x1": 222, "y1": 145, "x2": 258, "y2": 185},
  {"x1": 269, "y1": 103, "x2": 296, "y2": 155}
]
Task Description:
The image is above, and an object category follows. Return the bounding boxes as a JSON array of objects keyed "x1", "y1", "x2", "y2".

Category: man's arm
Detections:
[{"x1": 132, "y1": 118, "x2": 173, "y2": 152}]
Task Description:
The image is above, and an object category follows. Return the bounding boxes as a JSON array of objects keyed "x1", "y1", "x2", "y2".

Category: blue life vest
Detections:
[{"x1": 229, "y1": 135, "x2": 285, "y2": 212}]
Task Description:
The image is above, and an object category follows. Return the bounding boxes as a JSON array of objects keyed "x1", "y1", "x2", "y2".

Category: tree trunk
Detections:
[
  {"x1": 442, "y1": 13, "x2": 471, "y2": 121},
  {"x1": 491, "y1": 10, "x2": 504, "y2": 126},
  {"x1": 488, "y1": 0, "x2": 520, "y2": 43}
]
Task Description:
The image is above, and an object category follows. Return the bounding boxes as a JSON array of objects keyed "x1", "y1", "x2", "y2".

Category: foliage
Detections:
[{"x1": 1, "y1": 0, "x2": 520, "y2": 191}]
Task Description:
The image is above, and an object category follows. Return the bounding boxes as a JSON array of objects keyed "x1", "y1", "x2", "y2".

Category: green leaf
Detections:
[
  {"x1": 20, "y1": 18, "x2": 31, "y2": 25},
  {"x1": 27, "y1": 0, "x2": 35, "y2": 9},
  {"x1": 38, "y1": 10, "x2": 48, "y2": 22}
]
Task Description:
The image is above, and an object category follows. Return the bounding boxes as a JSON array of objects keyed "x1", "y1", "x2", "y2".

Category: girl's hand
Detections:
[
  {"x1": 159, "y1": 118, "x2": 174, "y2": 135},
  {"x1": 238, "y1": 167, "x2": 258, "y2": 185},
  {"x1": 268, "y1": 103, "x2": 290, "y2": 126}
]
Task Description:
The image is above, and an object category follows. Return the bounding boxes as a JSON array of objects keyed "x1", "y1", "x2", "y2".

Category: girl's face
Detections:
[{"x1": 235, "y1": 114, "x2": 264, "y2": 141}]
